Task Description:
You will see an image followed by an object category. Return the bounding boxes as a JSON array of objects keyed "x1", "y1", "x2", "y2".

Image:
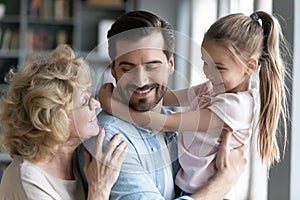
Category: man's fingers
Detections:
[
  {"x1": 233, "y1": 145, "x2": 247, "y2": 166},
  {"x1": 220, "y1": 130, "x2": 232, "y2": 150}
]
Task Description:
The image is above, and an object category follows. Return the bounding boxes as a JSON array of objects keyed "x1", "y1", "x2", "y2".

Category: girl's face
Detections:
[
  {"x1": 69, "y1": 89, "x2": 101, "y2": 141},
  {"x1": 201, "y1": 39, "x2": 250, "y2": 94}
]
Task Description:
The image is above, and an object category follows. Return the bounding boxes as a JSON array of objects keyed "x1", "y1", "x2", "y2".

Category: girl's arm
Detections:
[
  {"x1": 163, "y1": 82, "x2": 210, "y2": 107},
  {"x1": 137, "y1": 108, "x2": 225, "y2": 132},
  {"x1": 99, "y1": 83, "x2": 225, "y2": 132}
]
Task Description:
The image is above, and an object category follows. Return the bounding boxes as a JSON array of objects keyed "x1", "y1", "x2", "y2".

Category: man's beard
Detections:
[{"x1": 118, "y1": 83, "x2": 168, "y2": 112}]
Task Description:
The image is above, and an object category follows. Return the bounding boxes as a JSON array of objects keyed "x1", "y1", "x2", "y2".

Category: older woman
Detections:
[{"x1": 0, "y1": 45, "x2": 127, "y2": 199}]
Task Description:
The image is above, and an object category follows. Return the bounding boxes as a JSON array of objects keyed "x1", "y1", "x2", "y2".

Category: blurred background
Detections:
[{"x1": 0, "y1": 0, "x2": 298, "y2": 199}]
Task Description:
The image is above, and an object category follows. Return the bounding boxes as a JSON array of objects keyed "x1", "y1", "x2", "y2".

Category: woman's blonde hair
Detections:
[
  {"x1": 0, "y1": 45, "x2": 91, "y2": 161},
  {"x1": 204, "y1": 11, "x2": 290, "y2": 167}
]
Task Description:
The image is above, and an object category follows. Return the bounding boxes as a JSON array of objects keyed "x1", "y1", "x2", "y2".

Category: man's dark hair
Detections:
[{"x1": 107, "y1": 10, "x2": 175, "y2": 60}]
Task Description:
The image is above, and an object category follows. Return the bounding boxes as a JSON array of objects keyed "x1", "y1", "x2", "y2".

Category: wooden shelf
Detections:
[
  {"x1": 0, "y1": 0, "x2": 136, "y2": 164},
  {"x1": 28, "y1": 18, "x2": 74, "y2": 26},
  {"x1": 0, "y1": 15, "x2": 21, "y2": 24}
]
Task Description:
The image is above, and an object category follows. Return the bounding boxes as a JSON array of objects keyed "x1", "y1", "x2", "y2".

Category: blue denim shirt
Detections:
[{"x1": 77, "y1": 108, "x2": 187, "y2": 200}]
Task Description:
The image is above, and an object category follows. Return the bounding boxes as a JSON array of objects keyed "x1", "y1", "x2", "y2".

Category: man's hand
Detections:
[
  {"x1": 216, "y1": 131, "x2": 247, "y2": 185},
  {"x1": 190, "y1": 131, "x2": 247, "y2": 200}
]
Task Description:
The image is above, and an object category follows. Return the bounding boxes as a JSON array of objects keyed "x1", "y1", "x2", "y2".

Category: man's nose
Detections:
[{"x1": 132, "y1": 66, "x2": 149, "y2": 87}]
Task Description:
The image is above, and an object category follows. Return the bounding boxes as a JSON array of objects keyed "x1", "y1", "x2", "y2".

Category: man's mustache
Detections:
[{"x1": 126, "y1": 83, "x2": 160, "y2": 91}]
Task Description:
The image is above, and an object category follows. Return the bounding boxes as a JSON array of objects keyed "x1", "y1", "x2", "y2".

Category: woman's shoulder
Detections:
[{"x1": 0, "y1": 155, "x2": 31, "y2": 198}]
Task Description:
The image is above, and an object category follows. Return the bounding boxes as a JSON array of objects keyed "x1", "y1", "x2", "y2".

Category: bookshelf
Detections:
[
  {"x1": 0, "y1": 0, "x2": 135, "y2": 172},
  {"x1": 0, "y1": 0, "x2": 135, "y2": 84}
]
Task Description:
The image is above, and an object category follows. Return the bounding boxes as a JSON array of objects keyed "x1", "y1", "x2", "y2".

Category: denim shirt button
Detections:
[
  {"x1": 157, "y1": 184, "x2": 161, "y2": 189},
  {"x1": 151, "y1": 147, "x2": 157, "y2": 152}
]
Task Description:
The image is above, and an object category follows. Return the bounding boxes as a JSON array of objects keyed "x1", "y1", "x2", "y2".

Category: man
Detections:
[{"x1": 81, "y1": 10, "x2": 246, "y2": 199}]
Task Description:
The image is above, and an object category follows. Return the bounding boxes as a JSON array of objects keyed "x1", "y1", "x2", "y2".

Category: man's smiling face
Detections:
[{"x1": 111, "y1": 32, "x2": 174, "y2": 111}]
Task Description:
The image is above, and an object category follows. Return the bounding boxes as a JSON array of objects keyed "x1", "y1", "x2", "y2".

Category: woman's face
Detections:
[{"x1": 69, "y1": 89, "x2": 100, "y2": 141}]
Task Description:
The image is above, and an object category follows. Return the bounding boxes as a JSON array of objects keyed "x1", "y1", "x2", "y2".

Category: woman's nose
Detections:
[{"x1": 88, "y1": 97, "x2": 100, "y2": 111}]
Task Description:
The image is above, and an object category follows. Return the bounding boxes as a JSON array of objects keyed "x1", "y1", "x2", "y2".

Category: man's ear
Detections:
[
  {"x1": 168, "y1": 56, "x2": 175, "y2": 75},
  {"x1": 246, "y1": 58, "x2": 259, "y2": 75},
  {"x1": 110, "y1": 62, "x2": 116, "y2": 78}
]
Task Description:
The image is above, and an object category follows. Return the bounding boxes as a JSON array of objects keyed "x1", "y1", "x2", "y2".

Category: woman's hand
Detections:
[{"x1": 84, "y1": 128, "x2": 127, "y2": 200}]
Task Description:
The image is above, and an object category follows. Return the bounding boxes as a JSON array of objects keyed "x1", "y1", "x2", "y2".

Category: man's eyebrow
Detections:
[
  {"x1": 119, "y1": 61, "x2": 135, "y2": 66},
  {"x1": 144, "y1": 60, "x2": 163, "y2": 64},
  {"x1": 119, "y1": 60, "x2": 163, "y2": 66}
]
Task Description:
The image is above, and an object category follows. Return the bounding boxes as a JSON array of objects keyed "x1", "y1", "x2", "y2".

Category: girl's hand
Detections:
[
  {"x1": 84, "y1": 128, "x2": 127, "y2": 200},
  {"x1": 98, "y1": 83, "x2": 114, "y2": 115},
  {"x1": 189, "y1": 81, "x2": 213, "y2": 99}
]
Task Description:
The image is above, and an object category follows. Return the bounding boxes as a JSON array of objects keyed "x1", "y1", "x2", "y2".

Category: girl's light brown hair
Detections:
[{"x1": 203, "y1": 11, "x2": 290, "y2": 167}]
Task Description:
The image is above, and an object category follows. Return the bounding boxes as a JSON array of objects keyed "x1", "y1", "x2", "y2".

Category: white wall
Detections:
[{"x1": 290, "y1": 0, "x2": 300, "y2": 199}]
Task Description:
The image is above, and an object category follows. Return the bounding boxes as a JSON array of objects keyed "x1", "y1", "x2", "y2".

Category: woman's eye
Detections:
[{"x1": 82, "y1": 96, "x2": 89, "y2": 106}]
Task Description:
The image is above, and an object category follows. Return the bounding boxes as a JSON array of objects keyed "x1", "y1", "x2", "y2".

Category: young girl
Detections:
[{"x1": 99, "y1": 10, "x2": 289, "y2": 197}]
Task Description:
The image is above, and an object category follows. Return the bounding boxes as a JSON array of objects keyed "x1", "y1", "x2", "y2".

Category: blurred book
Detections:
[
  {"x1": 26, "y1": 29, "x2": 55, "y2": 50},
  {"x1": 86, "y1": 0, "x2": 123, "y2": 6},
  {"x1": 29, "y1": 0, "x2": 70, "y2": 19},
  {"x1": 0, "y1": 28, "x2": 3, "y2": 48},
  {"x1": 10, "y1": 30, "x2": 19, "y2": 50},
  {"x1": 55, "y1": 0, "x2": 70, "y2": 19},
  {"x1": 1, "y1": 28, "x2": 12, "y2": 51},
  {"x1": 56, "y1": 30, "x2": 68, "y2": 45}
]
